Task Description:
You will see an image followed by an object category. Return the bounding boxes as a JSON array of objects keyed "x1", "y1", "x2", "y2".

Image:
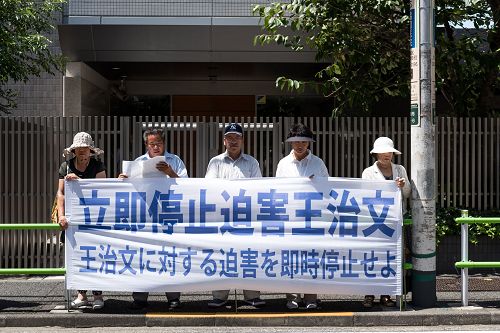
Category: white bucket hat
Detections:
[
  {"x1": 63, "y1": 132, "x2": 104, "y2": 157},
  {"x1": 370, "y1": 137, "x2": 401, "y2": 155}
]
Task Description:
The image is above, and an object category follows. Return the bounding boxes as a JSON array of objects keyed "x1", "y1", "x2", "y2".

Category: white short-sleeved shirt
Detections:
[
  {"x1": 205, "y1": 151, "x2": 262, "y2": 180},
  {"x1": 275, "y1": 150, "x2": 329, "y2": 178},
  {"x1": 135, "y1": 151, "x2": 188, "y2": 178}
]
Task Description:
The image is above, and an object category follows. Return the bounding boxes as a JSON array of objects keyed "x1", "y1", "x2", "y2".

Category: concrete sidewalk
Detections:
[{"x1": 0, "y1": 275, "x2": 499, "y2": 328}]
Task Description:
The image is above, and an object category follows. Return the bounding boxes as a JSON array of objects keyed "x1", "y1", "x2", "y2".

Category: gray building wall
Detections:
[
  {"x1": 64, "y1": 62, "x2": 110, "y2": 116},
  {"x1": 7, "y1": 73, "x2": 63, "y2": 116}
]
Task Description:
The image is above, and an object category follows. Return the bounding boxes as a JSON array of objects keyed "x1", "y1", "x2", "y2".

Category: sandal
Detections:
[
  {"x1": 380, "y1": 295, "x2": 396, "y2": 307},
  {"x1": 362, "y1": 295, "x2": 374, "y2": 308}
]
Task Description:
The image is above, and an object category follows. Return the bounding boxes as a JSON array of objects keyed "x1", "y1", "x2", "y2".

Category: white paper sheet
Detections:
[{"x1": 121, "y1": 156, "x2": 166, "y2": 178}]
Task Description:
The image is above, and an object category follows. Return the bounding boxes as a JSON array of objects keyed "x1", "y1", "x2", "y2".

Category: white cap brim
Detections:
[
  {"x1": 224, "y1": 131, "x2": 243, "y2": 136},
  {"x1": 285, "y1": 136, "x2": 315, "y2": 142},
  {"x1": 370, "y1": 147, "x2": 401, "y2": 155}
]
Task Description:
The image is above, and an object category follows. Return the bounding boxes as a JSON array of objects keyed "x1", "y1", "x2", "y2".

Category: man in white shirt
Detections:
[
  {"x1": 133, "y1": 128, "x2": 188, "y2": 178},
  {"x1": 205, "y1": 123, "x2": 265, "y2": 308},
  {"x1": 276, "y1": 123, "x2": 329, "y2": 310},
  {"x1": 120, "y1": 127, "x2": 188, "y2": 310}
]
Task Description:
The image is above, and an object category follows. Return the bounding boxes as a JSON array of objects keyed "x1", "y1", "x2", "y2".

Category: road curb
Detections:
[{"x1": 1, "y1": 309, "x2": 500, "y2": 327}]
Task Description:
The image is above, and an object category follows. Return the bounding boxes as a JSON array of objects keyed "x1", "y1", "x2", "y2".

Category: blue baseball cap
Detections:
[{"x1": 224, "y1": 123, "x2": 243, "y2": 136}]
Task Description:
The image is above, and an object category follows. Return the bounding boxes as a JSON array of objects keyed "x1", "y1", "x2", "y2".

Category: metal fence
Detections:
[
  {"x1": 64, "y1": 0, "x2": 278, "y2": 17},
  {"x1": 1, "y1": 116, "x2": 499, "y2": 268}
]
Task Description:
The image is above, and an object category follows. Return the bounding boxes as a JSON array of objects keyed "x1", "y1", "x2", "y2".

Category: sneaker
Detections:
[
  {"x1": 169, "y1": 298, "x2": 182, "y2": 309},
  {"x1": 129, "y1": 300, "x2": 148, "y2": 310},
  {"x1": 286, "y1": 300, "x2": 299, "y2": 310},
  {"x1": 208, "y1": 298, "x2": 228, "y2": 308},
  {"x1": 306, "y1": 302, "x2": 318, "y2": 310},
  {"x1": 243, "y1": 298, "x2": 266, "y2": 307},
  {"x1": 70, "y1": 298, "x2": 88, "y2": 309},
  {"x1": 92, "y1": 298, "x2": 104, "y2": 310},
  {"x1": 362, "y1": 295, "x2": 374, "y2": 308}
]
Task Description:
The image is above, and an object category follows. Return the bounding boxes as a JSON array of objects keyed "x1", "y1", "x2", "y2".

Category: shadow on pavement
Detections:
[{"x1": 54, "y1": 298, "x2": 404, "y2": 314}]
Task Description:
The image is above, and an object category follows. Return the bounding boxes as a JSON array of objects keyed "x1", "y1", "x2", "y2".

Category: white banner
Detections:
[{"x1": 65, "y1": 177, "x2": 402, "y2": 295}]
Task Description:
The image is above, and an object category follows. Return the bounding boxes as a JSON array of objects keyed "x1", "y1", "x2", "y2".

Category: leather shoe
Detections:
[{"x1": 169, "y1": 299, "x2": 181, "y2": 309}]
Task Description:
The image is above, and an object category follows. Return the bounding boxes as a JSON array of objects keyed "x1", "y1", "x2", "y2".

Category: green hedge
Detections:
[{"x1": 435, "y1": 207, "x2": 500, "y2": 244}]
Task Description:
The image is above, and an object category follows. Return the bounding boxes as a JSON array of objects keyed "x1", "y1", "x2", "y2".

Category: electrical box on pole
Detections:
[{"x1": 410, "y1": 0, "x2": 437, "y2": 308}]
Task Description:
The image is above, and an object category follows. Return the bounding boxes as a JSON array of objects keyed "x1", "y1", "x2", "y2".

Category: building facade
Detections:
[{"x1": 14, "y1": 0, "x2": 329, "y2": 117}]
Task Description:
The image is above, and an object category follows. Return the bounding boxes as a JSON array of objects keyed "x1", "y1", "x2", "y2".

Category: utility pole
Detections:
[{"x1": 410, "y1": 0, "x2": 436, "y2": 308}]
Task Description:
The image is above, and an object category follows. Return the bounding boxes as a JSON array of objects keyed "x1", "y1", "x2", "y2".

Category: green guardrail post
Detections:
[{"x1": 460, "y1": 209, "x2": 469, "y2": 306}]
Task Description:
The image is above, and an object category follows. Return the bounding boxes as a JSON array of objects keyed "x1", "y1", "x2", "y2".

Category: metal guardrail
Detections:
[
  {"x1": 0, "y1": 223, "x2": 69, "y2": 310},
  {"x1": 0, "y1": 224, "x2": 61, "y2": 231},
  {"x1": 1, "y1": 220, "x2": 413, "y2": 310},
  {"x1": 1, "y1": 222, "x2": 414, "y2": 271},
  {"x1": 5, "y1": 216, "x2": 500, "y2": 308},
  {"x1": 0, "y1": 268, "x2": 66, "y2": 275},
  {"x1": 454, "y1": 210, "x2": 500, "y2": 306},
  {"x1": 0, "y1": 223, "x2": 66, "y2": 275}
]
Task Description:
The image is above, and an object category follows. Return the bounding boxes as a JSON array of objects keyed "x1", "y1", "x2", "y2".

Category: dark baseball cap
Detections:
[{"x1": 224, "y1": 123, "x2": 243, "y2": 136}]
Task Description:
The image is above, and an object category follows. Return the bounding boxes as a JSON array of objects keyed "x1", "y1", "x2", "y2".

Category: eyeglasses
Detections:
[
  {"x1": 224, "y1": 134, "x2": 242, "y2": 142},
  {"x1": 147, "y1": 142, "x2": 164, "y2": 148}
]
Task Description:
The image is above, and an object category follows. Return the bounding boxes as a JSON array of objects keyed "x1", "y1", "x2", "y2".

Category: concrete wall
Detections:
[{"x1": 64, "y1": 62, "x2": 110, "y2": 116}]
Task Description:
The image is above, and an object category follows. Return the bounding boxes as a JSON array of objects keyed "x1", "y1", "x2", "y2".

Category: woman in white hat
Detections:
[
  {"x1": 361, "y1": 136, "x2": 411, "y2": 308},
  {"x1": 56, "y1": 132, "x2": 106, "y2": 310}
]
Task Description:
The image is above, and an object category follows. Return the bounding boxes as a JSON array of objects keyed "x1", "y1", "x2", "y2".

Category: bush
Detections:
[{"x1": 435, "y1": 207, "x2": 500, "y2": 244}]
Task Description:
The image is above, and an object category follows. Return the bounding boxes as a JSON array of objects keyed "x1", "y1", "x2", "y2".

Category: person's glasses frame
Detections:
[{"x1": 147, "y1": 141, "x2": 164, "y2": 148}]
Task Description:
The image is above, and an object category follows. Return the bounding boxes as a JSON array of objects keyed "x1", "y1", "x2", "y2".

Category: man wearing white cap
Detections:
[
  {"x1": 205, "y1": 122, "x2": 265, "y2": 308},
  {"x1": 276, "y1": 123, "x2": 329, "y2": 310},
  {"x1": 361, "y1": 136, "x2": 411, "y2": 308}
]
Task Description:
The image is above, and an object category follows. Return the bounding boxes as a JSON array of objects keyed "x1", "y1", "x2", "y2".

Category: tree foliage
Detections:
[
  {"x1": 0, "y1": 0, "x2": 66, "y2": 114},
  {"x1": 254, "y1": 0, "x2": 499, "y2": 116},
  {"x1": 436, "y1": 0, "x2": 499, "y2": 116}
]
